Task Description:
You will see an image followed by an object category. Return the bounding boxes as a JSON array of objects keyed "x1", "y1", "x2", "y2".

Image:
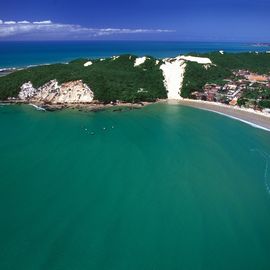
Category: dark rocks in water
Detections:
[
  {"x1": 42, "y1": 105, "x2": 64, "y2": 111},
  {"x1": 91, "y1": 108, "x2": 105, "y2": 113},
  {"x1": 113, "y1": 108, "x2": 124, "y2": 112}
]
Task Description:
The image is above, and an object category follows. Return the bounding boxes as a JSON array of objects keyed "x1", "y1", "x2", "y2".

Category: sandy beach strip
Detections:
[{"x1": 178, "y1": 99, "x2": 270, "y2": 132}]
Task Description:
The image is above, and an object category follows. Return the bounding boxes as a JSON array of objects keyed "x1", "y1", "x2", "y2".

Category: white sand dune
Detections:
[
  {"x1": 178, "y1": 55, "x2": 212, "y2": 64},
  {"x1": 160, "y1": 58, "x2": 186, "y2": 100},
  {"x1": 84, "y1": 61, "x2": 92, "y2": 67},
  {"x1": 160, "y1": 55, "x2": 213, "y2": 100},
  {"x1": 134, "y1": 57, "x2": 148, "y2": 67},
  {"x1": 112, "y1": 56, "x2": 119, "y2": 60}
]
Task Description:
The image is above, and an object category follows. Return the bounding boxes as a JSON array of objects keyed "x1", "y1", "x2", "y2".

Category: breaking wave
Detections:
[{"x1": 251, "y1": 149, "x2": 270, "y2": 195}]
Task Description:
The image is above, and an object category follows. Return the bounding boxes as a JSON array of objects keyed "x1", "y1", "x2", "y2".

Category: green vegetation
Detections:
[
  {"x1": 259, "y1": 100, "x2": 270, "y2": 108},
  {"x1": 181, "y1": 52, "x2": 270, "y2": 98},
  {"x1": 181, "y1": 63, "x2": 231, "y2": 98},
  {"x1": 1, "y1": 52, "x2": 270, "y2": 102},
  {"x1": 0, "y1": 55, "x2": 166, "y2": 102},
  {"x1": 194, "y1": 52, "x2": 270, "y2": 73},
  {"x1": 237, "y1": 87, "x2": 270, "y2": 108}
]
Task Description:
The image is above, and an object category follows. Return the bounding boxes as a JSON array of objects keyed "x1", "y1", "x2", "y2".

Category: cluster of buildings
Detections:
[{"x1": 191, "y1": 70, "x2": 270, "y2": 107}]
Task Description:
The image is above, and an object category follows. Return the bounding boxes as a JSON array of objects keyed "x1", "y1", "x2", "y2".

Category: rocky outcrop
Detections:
[
  {"x1": 18, "y1": 82, "x2": 37, "y2": 100},
  {"x1": 19, "y1": 80, "x2": 94, "y2": 104}
]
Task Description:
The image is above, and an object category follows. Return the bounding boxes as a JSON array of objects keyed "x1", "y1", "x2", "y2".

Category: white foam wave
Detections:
[
  {"x1": 251, "y1": 149, "x2": 270, "y2": 195},
  {"x1": 29, "y1": 103, "x2": 46, "y2": 111},
  {"x1": 201, "y1": 109, "x2": 270, "y2": 132}
]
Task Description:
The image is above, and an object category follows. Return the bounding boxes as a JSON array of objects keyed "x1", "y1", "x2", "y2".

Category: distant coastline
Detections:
[{"x1": 251, "y1": 43, "x2": 270, "y2": 47}]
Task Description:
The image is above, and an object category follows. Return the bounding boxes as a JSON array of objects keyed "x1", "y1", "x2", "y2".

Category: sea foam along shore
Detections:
[{"x1": 178, "y1": 99, "x2": 270, "y2": 132}]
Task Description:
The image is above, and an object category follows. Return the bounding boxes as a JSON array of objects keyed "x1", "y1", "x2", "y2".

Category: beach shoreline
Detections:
[{"x1": 178, "y1": 99, "x2": 270, "y2": 131}]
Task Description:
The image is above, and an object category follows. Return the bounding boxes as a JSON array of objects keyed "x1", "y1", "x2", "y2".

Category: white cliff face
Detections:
[
  {"x1": 34, "y1": 80, "x2": 59, "y2": 103},
  {"x1": 19, "y1": 82, "x2": 37, "y2": 100},
  {"x1": 19, "y1": 80, "x2": 94, "y2": 104},
  {"x1": 56, "y1": 81, "x2": 94, "y2": 103}
]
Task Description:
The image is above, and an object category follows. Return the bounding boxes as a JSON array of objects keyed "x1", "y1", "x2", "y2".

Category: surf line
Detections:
[
  {"x1": 29, "y1": 103, "x2": 46, "y2": 111},
  {"x1": 201, "y1": 108, "x2": 270, "y2": 132},
  {"x1": 250, "y1": 149, "x2": 270, "y2": 195}
]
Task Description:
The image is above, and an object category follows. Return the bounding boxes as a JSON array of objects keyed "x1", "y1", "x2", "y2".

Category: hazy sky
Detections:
[{"x1": 0, "y1": 0, "x2": 269, "y2": 41}]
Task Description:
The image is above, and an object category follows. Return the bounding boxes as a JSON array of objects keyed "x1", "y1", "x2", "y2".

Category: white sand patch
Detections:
[
  {"x1": 204, "y1": 64, "x2": 212, "y2": 70},
  {"x1": 179, "y1": 55, "x2": 212, "y2": 64},
  {"x1": 160, "y1": 58, "x2": 186, "y2": 100},
  {"x1": 84, "y1": 61, "x2": 92, "y2": 67},
  {"x1": 219, "y1": 50, "x2": 224, "y2": 54},
  {"x1": 100, "y1": 58, "x2": 105, "y2": 61},
  {"x1": 134, "y1": 57, "x2": 148, "y2": 67},
  {"x1": 137, "y1": 88, "x2": 148, "y2": 93},
  {"x1": 112, "y1": 56, "x2": 119, "y2": 60}
]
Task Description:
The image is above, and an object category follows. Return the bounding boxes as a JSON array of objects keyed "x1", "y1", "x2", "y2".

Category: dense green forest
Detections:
[
  {"x1": 181, "y1": 52, "x2": 270, "y2": 98},
  {"x1": 0, "y1": 55, "x2": 167, "y2": 102},
  {"x1": 181, "y1": 63, "x2": 231, "y2": 98},
  {"x1": 0, "y1": 52, "x2": 270, "y2": 102}
]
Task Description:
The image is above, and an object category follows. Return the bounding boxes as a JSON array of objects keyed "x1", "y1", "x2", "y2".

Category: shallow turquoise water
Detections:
[{"x1": 0, "y1": 104, "x2": 270, "y2": 270}]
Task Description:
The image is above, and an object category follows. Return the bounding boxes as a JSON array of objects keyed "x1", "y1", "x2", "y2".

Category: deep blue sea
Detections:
[{"x1": 0, "y1": 41, "x2": 269, "y2": 69}]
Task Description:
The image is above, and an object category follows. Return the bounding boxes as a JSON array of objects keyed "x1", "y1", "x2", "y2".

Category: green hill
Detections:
[
  {"x1": 181, "y1": 52, "x2": 270, "y2": 98},
  {"x1": 0, "y1": 55, "x2": 166, "y2": 102},
  {"x1": 1, "y1": 52, "x2": 270, "y2": 102}
]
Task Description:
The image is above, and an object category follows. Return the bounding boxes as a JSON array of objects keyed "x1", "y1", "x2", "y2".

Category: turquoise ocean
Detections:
[{"x1": 0, "y1": 42, "x2": 270, "y2": 270}]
